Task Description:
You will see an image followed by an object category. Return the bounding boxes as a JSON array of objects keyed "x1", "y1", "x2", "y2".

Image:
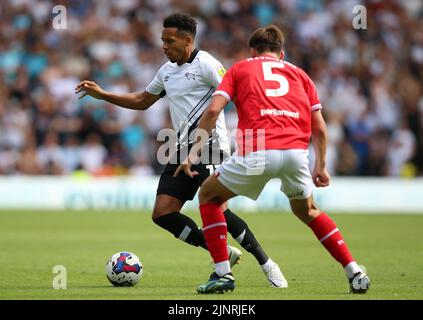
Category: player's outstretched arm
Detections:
[
  {"x1": 311, "y1": 109, "x2": 330, "y2": 188},
  {"x1": 75, "y1": 80, "x2": 160, "y2": 111}
]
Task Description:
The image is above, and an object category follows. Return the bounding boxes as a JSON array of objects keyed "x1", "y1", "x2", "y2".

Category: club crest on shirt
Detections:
[{"x1": 185, "y1": 72, "x2": 196, "y2": 80}]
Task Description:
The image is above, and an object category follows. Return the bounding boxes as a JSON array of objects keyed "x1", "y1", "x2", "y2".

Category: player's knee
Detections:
[
  {"x1": 152, "y1": 207, "x2": 167, "y2": 220},
  {"x1": 152, "y1": 193, "x2": 184, "y2": 220},
  {"x1": 198, "y1": 187, "x2": 212, "y2": 204},
  {"x1": 307, "y1": 201, "x2": 320, "y2": 220},
  {"x1": 152, "y1": 200, "x2": 180, "y2": 219},
  {"x1": 290, "y1": 198, "x2": 320, "y2": 224},
  {"x1": 307, "y1": 208, "x2": 320, "y2": 219},
  {"x1": 199, "y1": 189, "x2": 222, "y2": 205}
]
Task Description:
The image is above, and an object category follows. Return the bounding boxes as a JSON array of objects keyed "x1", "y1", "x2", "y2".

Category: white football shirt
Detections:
[{"x1": 146, "y1": 49, "x2": 230, "y2": 158}]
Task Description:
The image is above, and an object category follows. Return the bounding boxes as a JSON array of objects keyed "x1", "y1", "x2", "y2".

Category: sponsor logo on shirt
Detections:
[
  {"x1": 260, "y1": 109, "x2": 300, "y2": 119},
  {"x1": 217, "y1": 66, "x2": 226, "y2": 78}
]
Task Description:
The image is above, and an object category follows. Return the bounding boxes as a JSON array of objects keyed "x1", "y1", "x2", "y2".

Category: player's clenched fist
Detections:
[
  {"x1": 312, "y1": 166, "x2": 330, "y2": 188},
  {"x1": 75, "y1": 80, "x2": 105, "y2": 100}
]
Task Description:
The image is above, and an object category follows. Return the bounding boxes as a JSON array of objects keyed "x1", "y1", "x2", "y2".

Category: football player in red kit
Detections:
[{"x1": 175, "y1": 24, "x2": 370, "y2": 294}]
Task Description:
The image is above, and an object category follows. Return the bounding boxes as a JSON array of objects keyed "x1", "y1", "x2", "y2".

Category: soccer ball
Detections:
[{"x1": 105, "y1": 251, "x2": 143, "y2": 286}]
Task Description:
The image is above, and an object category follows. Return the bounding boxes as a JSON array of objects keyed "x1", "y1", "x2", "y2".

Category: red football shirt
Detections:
[{"x1": 214, "y1": 55, "x2": 321, "y2": 154}]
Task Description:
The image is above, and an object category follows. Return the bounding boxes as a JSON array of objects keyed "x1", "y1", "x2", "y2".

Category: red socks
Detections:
[
  {"x1": 199, "y1": 203, "x2": 228, "y2": 263},
  {"x1": 308, "y1": 213, "x2": 354, "y2": 267},
  {"x1": 200, "y1": 204, "x2": 354, "y2": 270}
]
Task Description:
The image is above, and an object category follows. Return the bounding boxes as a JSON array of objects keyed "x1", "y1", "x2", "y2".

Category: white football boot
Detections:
[
  {"x1": 227, "y1": 245, "x2": 242, "y2": 268},
  {"x1": 349, "y1": 265, "x2": 370, "y2": 293},
  {"x1": 261, "y1": 258, "x2": 288, "y2": 288}
]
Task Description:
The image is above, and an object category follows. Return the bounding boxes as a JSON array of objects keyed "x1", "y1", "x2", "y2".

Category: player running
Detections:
[
  {"x1": 75, "y1": 13, "x2": 287, "y2": 288},
  {"x1": 175, "y1": 24, "x2": 370, "y2": 294}
]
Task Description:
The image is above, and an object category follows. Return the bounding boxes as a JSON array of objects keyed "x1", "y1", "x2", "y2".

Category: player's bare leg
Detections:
[
  {"x1": 199, "y1": 175, "x2": 235, "y2": 205},
  {"x1": 289, "y1": 196, "x2": 370, "y2": 293}
]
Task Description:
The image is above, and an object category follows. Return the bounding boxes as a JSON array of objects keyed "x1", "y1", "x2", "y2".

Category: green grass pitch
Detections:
[{"x1": 0, "y1": 210, "x2": 422, "y2": 300}]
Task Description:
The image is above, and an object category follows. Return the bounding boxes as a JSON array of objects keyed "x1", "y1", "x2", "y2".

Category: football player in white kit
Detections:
[{"x1": 75, "y1": 13, "x2": 287, "y2": 288}]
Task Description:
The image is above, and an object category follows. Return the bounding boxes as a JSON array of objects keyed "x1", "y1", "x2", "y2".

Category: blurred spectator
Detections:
[
  {"x1": 37, "y1": 130, "x2": 65, "y2": 174},
  {"x1": 129, "y1": 154, "x2": 155, "y2": 177},
  {"x1": 80, "y1": 133, "x2": 107, "y2": 174},
  {"x1": 386, "y1": 119, "x2": 417, "y2": 176},
  {"x1": 62, "y1": 135, "x2": 82, "y2": 173},
  {"x1": 0, "y1": 0, "x2": 422, "y2": 177},
  {"x1": 16, "y1": 143, "x2": 41, "y2": 175}
]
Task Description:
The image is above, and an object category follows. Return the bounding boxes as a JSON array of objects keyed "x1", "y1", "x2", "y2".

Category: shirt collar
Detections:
[{"x1": 186, "y1": 48, "x2": 199, "y2": 64}]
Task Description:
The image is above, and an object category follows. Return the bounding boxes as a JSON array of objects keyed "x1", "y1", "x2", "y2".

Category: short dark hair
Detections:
[
  {"x1": 163, "y1": 13, "x2": 197, "y2": 37},
  {"x1": 248, "y1": 25, "x2": 284, "y2": 54}
]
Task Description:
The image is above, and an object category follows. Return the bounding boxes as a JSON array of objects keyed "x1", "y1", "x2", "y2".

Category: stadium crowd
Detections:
[{"x1": 0, "y1": 0, "x2": 422, "y2": 177}]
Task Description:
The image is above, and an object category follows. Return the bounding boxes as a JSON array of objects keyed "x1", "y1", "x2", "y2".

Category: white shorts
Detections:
[{"x1": 215, "y1": 149, "x2": 312, "y2": 200}]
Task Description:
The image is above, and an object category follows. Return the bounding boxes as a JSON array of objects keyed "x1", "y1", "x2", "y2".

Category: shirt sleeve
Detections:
[
  {"x1": 145, "y1": 66, "x2": 165, "y2": 96},
  {"x1": 302, "y1": 72, "x2": 322, "y2": 111},
  {"x1": 201, "y1": 55, "x2": 227, "y2": 88},
  {"x1": 213, "y1": 65, "x2": 236, "y2": 102}
]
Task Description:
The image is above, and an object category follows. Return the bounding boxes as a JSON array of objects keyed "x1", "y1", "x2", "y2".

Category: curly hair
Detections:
[{"x1": 163, "y1": 13, "x2": 197, "y2": 37}]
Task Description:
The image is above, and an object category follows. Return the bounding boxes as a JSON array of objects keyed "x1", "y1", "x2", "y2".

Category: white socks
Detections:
[
  {"x1": 344, "y1": 261, "x2": 362, "y2": 279},
  {"x1": 260, "y1": 258, "x2": 275, "y2": 272},
  {"x1": 215, "y1": 261, "x2": 231, "y2": 276}
]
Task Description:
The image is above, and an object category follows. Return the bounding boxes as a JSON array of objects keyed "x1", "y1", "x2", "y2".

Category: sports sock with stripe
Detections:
[
  {"x1": 153, "y1": 212, "x2": 207, "y2": 249},
  {"x1": 224, "y1": 209, "x2": 269, "y2": 265},
  {"x1": 308, "y1": 212, "x2": 354, "y2": 267},
  {"x1": 200, "y1": 202, "x2": 230, "y2": 275}
]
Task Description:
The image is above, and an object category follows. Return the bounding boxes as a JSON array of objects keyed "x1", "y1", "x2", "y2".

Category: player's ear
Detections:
[
  {"x1": 185, "y1": 35, "x2": 193, "y2": 47},
  {"x1": 250, "y1": 48, "x2": 257, "y2": 57},
  {"x1": 280, "y1": 51, "x2": 285, "y2": 60}
]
